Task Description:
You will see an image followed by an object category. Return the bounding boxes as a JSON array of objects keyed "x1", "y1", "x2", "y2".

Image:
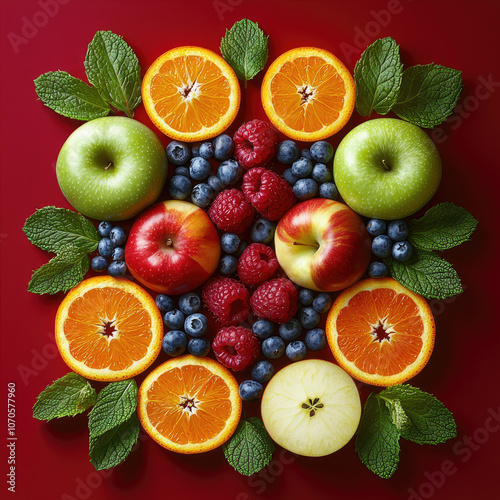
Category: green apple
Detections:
[
  {"x1": 333, "y1": 118, "x2": 441, "y2": 220},
  {"x1": 56, "y1": 117, "x2": 168, "y2": 221}
]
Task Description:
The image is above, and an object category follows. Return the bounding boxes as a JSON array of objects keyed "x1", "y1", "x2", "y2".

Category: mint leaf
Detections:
[
  {"x1": 89, "y1": 380, "x2": 138, "y2": 438},
  {"x1": 381, "y1": 385, "x2": 457, "y2": 445},
  {"x1": 34, "y1": 71, "x2": 111, "y2": 121},
  {"x1": 23, "y1": 206, "x2": 99, "y2": 254},
  {"x1": 355, "y1": 393, "x2": 400, "y2": 479},
  {"x1": 385, "y1": 249, "x2": 462, "y2": 299},
  {"x1": 223, "y1": 417, "x2": 274, "y2": 476},
  {"x1": 89, "y1": 413, "x2": 140, "y2": 470},
  {"x1": 409, "y1": 202, "x2": 478, "y2": 251},
  {"x1": 220, "y1": 19, "x2": 268, "y2": 83},
  {"x1": 84, "y1": 31, "x2": 141, "y2": 117},
  {"x1": 354, "y1": 37, "x2": 403, "y2": 117},
  {"x1": 33, "y1": 373, "x2": 96, "y2": 421},
  {"x1": 392, "y1": 64, "x2": 462, "y2": 128}
]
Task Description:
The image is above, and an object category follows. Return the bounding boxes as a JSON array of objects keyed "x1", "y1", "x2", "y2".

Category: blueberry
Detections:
[
  {"x1": 189, "y1": 157, "x2": 212, "y2": 181},
  {"x1": 318, "y1": 182, "x2": 338, "y2": 200},
  {"x1": 286, "y1": 341, "x2": 307, "y2": 361},
  {"x1": 298, "y1": 307, "x2": 320, "y2": 329},
  {"x1": 213, "y1": 134, "x2": 234, "y2": 161},
  {"x1": 299, "y1": 288, "x2": 315, "y2": 306},
  {"x1": 276, "y1": 140, "x2": 300, "y2": 164},
  {"x1": 291, "y1": 157, "x2": 313, "y2": 179},
  {"x1": 207, "y1": 175, "x2": 224, "y2": 193},
  {"x1": 109, "y1": 226, "x2": 127, "y2": 246},
  {"x1": 184, "y1": 313, "x2": 208, "y2": 337},
  {"x1": 98, "y1": 237, "x2": 115, "y2": 258},
  {"x1": 387, "y1": 220, "x2": 409, "y2": 242},
  {"x1": 251, "y1": 218, "x2": 275, "y2": 244},
  {"x1": 178, "y1": 292, "x2": 201, "y2": 315},
  {"x1": 111, "y1": 246, "x2": 125, "y2": 261},
  {"x1": 293, "y1": 179, "x2": 318, "y2": 201},
  {"x1": 191, "y1": 183, "x2": 214, "y2": 208},
  {"x1": 162, "y1": 330, "x2": 188, "y2": 356},
  {"x1": 218, "y1": 254, "x2": 238, "y2": 275},
  {"x1": 199, "y1": 142, "x2": 214, "y2": 159},
  {"x1": 278, "y1": 318, "x2": 303, "y2": 341},
  {"x1": 368, "y1": 261, "x2": 389, "y2": 278},
  {"x1": 108, "y1": 261, "x2": 127, "y2": 277},
  {"x1": 283, "y1": 168, "x2": 299, "y2": 186},
  {"x1": 168, "y1": 175, "x2": 192, "y2": 200},
  {"x1": 217, "y1": 159, "x2": 242, "y2": 186},
  {"x1": 251, "y1": 360, "x2": 275, "y2": 385},
  {"x1": 163, "y1": 309, "x2": 185, "y2": 330},
  {"x1": 239, "y1": 380, "x2": 263, "y2": 401},
  {"x1": 301, "y1": 149, "x2": 313, "y2": 161},
  {"x1": 191, "y1": 145, "x2": 200, "y2": 157},
  {"x1": 261, "y1": 336, "x2": 285, "y2": 359},
  {"x1": 187, "y1": 337, "x2": 211, "y2": 357},
  {"x1": 304, "y1": 328, "x2": 326, "y2": 351},
  {"x1": 174, "y1": 166, "x2": 190, "y2": 177},
  {"x1": 312, "y1": 293, "x2": 333, "y2": 314},
  {"x1": 234, "y1": 240, "x2": 248, "y2": 257},
  {"x1": 166, "y1": 141, "x2": 191, "y2": 166},
  {"x1": 252, "y1": 319, "x2": 275, "y2": 339},
  {"x1": 367, "y1": 219, "x2": 387, "y2": 237},
  {"x1": 372, "y1": 235, "x2": 393, "y2": 258},
  {"x1": 311, "y1": 163, "x2": 332, "y2": 182},
  {"x1": 310, "y1": 141, "x2": 334, "y2": 163},
  {"x1": 91, "y1": 256, "x2": 108, "y2": 272},
  {"x1": 392, "y1": 241, "x2": 413, "y2": 262},
  {"x1": 220, "y1": 233, "x2": 241, "y2": 254},
  {"x1": 156, "y1": 294, "x2": 175, "y2": 312},
  {"x1": 98, "y1": 221, "x2": 113, "y2": 237}
]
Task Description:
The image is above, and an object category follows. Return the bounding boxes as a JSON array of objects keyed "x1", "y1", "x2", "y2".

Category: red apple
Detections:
[
  {"x1": 125, "y1": 200, "x2": 220, "y2": 294},
  {"x1": 274, "y1": 199, "x2": 371, "y2": 292}
]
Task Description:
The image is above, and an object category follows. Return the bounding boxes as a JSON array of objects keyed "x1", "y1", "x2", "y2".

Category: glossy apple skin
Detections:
[
  {"x1": 56, "y1": 117, "x2": 168, "y2": 221},
  {"x1": 334, "y1": 118, "x2": 442, "y2": 220},
  {"x1": 125, "y1": 200, "x2": 220, "y2": 294},
  {"x1": 275, "y1": 199, "x2": 371, "y2": 292}
]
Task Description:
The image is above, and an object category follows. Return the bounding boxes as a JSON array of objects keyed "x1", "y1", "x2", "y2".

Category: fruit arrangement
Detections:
[{"x1": 27, "y1": 22, "x2": 478, "y2": 480}]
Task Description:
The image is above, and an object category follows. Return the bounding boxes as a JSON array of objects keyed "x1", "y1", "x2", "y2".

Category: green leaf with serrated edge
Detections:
[
  {"x1": 354, "y1": 37, "x2": 403, "y2": 117},
  {"x1": 220, "y1": 19, "x2": 268, "y2": 83},
  {"x1": 33, "y1": 373, "x2": 96, "y2": 421},
  {"x1": 84, "y1": 31, "x2": 141, "y2": 117},
  {"x1": 355, "y1": 393, "x2": 400, "y2": 479},
  {"x1": 223, "y1": 417, "x2": 275, "y2": 476},
  {"x1": 408, "y1": 202, "x2": 478, "y2": 251},
  {"x1": 392, "y1": 64, "x2": 462, "y2": 128},
  {"x1": 23, "y1": 206, "x2": 99, "y2": 254},
  {"x1": 34, "y1": 71, "x2": 111, "y2": 121},
  {"x1": 380, "y1": 385, "x2": 457, "y2": 445},
  {"x1": 89, "y1": 413, "x2": 140, "y2": 471},
  {"x1": 385, "y1": 249, "x2": 462, "y2": 300},
  {"x1": 89, "y1": 380, "x2": 138, "y2": 438},
  {"x1": 28, "y1": 246, "x2": 89, "y2": 295}
]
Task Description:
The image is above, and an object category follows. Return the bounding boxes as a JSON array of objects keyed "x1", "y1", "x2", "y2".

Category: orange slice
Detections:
[
  {"x1": 55, "y1": 276, "x2": 163, "y2": 382},
  {"x1": 142, "y1": 46, "x2": 240, "y2": 141},
  {"x1": 138, "y1": 355, "x2": 241, "y2": 454},
  {"x1": 261, "y1": 47, "x2": 356, "y2": 141},
  {"x1": 326, "y1": 278, "x2": 435, "y2": 386}
]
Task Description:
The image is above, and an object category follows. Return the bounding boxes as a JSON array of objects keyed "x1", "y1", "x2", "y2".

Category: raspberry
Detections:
[
  {"x1": 234, "y1": 119, "x2": 278, "y2": 169},
  {"x1": 202, "y1": 276, "x2": 250, "y2": 326},
  {"x1": 242, "y1": 167, "x2": 296, "y2": 220},
  {"x1": 208, "y1": 189, "x2": 254, "y2": 234},
  {"x1": 237, "y1": 243, "x2": 279, "y2": 286},
  {"x1": 250, "y1": 278, "x2": 299, "y2": 324},
  {"x1": 212, "y1": 326, "x2": 260, "y2": 371}
]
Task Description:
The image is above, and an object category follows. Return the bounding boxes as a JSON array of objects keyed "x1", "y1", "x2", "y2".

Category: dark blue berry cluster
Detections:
[{"x1": 91, "y1": 221, "x2": 128, "y2": 277}]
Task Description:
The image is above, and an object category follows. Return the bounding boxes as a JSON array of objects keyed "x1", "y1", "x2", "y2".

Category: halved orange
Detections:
[
  {"x1": 142, "y1": 46, "x2": 240, "y2": 141},
  {"x1": 138, "y1": 355, "x2": 241, "y2": 454},
  {"x1": 261, "y1": 47, "x2": 356, "y2": 141},
  {"x1": 55, "y1": 276, "x2": 163, "y2": 382},
  {"x1": 326, "y1": 278, "x2": 435, "y2": 387}
]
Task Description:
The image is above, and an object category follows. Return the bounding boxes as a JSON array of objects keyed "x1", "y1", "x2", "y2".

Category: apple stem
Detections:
[
  {"x1": 292, "y1": 241, "x2": 318, "y2": 249},
  {"x1": 381, "y1": 159, "x2": 391, "y2": 171},
  {"x1": 165, "y1": 238, "x2": 173, "y2": 247},
  {"x1": 104, "y1": 162, "x2": 113, "y2": 171}
]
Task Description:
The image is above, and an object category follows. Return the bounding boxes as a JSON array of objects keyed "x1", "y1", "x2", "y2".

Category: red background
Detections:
[{"x1": 1, "y1": 0, "x2": 500, "y2": 499}]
